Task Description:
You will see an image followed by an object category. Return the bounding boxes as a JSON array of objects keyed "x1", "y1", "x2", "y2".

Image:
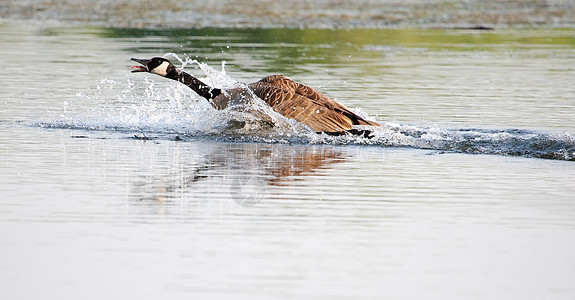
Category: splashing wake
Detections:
[{"x1": 37, "y1": 56, "x2": 575, "y2": 161}]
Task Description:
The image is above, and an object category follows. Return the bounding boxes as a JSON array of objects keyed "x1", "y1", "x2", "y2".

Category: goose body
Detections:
[{"x1": 131, "y1": 57, "x2": 379, "y2": 134}]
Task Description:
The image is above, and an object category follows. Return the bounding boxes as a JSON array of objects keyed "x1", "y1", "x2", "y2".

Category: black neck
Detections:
[{"x1": 166, "y1": 68, "x2": 221, "y2": 100}]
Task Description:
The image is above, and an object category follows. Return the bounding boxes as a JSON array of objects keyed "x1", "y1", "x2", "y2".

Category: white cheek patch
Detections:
[{"x1": 151, "y1": 61, "x2": 169, "y2": 76}]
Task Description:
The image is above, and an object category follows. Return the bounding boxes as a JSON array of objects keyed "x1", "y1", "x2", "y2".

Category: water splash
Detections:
[
  {"x1": 36, "y1": 57, "x2": 575, "y2": 161},
  {"x1": 368, "y1": 124, "x2": 575, "y2": 161},
  {"x1": 38, "y1": 55, "x2": 313, "y2": 138}
]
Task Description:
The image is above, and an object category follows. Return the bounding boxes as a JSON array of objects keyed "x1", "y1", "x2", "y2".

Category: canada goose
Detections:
[{"x1": 131, "y1": 57, "x2": 379, "y2": 135}]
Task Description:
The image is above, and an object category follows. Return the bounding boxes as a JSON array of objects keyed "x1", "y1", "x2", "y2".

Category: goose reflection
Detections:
[{"x1": 129, "y1": 142, "x2": 348, "y2": 206}]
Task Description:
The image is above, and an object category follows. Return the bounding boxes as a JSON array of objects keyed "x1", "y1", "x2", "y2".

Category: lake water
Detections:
[{"x1": 1, "y1": 23, "x2": 575, "y2": 299}]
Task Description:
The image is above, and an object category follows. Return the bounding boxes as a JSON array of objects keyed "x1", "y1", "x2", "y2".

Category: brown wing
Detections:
[{"x1": 248, "y1": 75, "x2": 379, "y2": 133}]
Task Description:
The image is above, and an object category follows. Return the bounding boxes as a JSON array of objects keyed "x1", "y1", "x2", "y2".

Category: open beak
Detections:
[{"x1": 130, "y1": 58, "x2": 150, "y2": 72}]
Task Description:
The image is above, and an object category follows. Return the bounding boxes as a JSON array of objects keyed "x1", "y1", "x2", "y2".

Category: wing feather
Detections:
[{"x1": 249, "y1": 75, "x2": 379, "y2": 133}]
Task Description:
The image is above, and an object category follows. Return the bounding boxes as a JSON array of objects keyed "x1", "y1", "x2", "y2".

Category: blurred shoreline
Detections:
[{"x1": 2, "y1": 0, "x2": 574, "y2": 29}]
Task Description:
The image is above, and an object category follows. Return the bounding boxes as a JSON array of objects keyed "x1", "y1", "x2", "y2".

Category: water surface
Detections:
[{"x1": 1, "y1": 24, "x2": 575, "y2": 299}]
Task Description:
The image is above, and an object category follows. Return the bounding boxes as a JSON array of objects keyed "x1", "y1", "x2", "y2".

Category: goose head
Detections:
[{"x1": 130, "y1": 57, "x2": 176, "y2": 77}]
